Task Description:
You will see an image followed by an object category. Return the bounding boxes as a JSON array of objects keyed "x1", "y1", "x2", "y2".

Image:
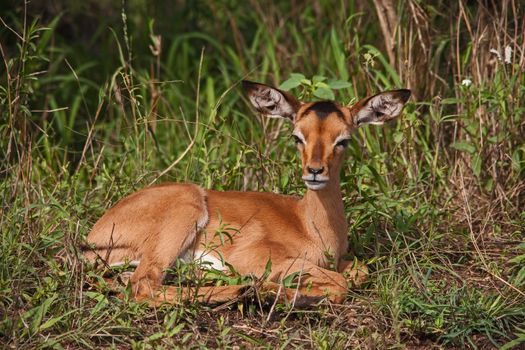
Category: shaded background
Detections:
[{"x1": 1, "y1": 1, "x2": 524, "y2": 348}]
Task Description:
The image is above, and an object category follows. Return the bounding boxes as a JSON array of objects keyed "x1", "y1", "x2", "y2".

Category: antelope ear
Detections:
[
  {"x1": 352, "y1": 89, "x2": 411, "y2": 126},
  {"x1": 242, "y1": 80, "x2": 301, "y2": 121}
]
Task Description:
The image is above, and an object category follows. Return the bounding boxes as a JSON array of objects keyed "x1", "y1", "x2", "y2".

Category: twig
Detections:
[{"x1": 148, "y1": 47, "x2": 205, "y2": 185}]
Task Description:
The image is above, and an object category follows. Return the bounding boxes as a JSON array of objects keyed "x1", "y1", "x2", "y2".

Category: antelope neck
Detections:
[{"x1": 299, "y1": 177, "x2": 348, "y2": 261}]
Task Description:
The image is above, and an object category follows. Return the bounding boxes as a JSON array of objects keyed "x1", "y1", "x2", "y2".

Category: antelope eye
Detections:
[
  {"x1": 335, "y1": 139, "x2": 349, "y2": 149},
  {"x1": 292, "y1": 135, "x2": 304, "y2": 145}
]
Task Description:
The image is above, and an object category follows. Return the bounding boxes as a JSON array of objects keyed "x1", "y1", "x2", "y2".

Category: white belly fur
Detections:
[
  {"x1": 109, "y1": 250, "x2": 225, "y2": 271},
  {"x1": 181, "y1": 249, "x2": 226, "y2": 271}
]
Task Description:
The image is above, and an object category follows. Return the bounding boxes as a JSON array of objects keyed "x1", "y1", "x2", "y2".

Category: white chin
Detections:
[{"x1": 305, "y1": 181, "x2": 328, "y2": 190}]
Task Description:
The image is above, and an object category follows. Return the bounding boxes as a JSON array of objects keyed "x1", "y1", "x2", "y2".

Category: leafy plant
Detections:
[{"x1": 279, "y1": 73, "x2": 351, "y2": 100}]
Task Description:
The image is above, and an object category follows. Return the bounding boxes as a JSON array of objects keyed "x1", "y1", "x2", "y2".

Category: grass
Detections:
[{"x1": 1, "y1": 0, "x2": 524, "y2": 348}]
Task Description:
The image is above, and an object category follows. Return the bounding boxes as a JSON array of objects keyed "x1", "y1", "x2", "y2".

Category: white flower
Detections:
[
  {"x1": 505, "y1": 45, "x2": 512, "y2": 64},
  {"x1": 462, "y1": 79, "x2": 472, "y2": 87},
  {"x1": 490, "y1": 48, "x2": 502, "y2": 61}
]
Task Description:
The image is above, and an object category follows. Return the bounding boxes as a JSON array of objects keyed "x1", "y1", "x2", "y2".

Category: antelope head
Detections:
[{"x1": 243, "y1": 81, "x2": 411, "y2": 190}]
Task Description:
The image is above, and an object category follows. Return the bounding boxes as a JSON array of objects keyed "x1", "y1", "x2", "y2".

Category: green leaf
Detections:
[
  {"x1": 393, "y1": 131, "x2": 404, "y2": 144},
  {"x1": 279, "y1": 77, "x2": 302, "y2": 91},
  {"x1": 509, "y1": 254, "x2": 525, "y2": 264},
  {"x1": 328, "y1": 80, "x2": 352, "y2": 89},
  {"x1": 312, "y1": 75, "x2": 327, "y2": 83},
  {"x1": 511, "y1": 149, "x2": 523, "y2": 173},
  {"x1": 450, "y1": 141, "x2": 476, "y2": 154},
  {"x1": 279, "y1": 73, "x2": 307, "y2": 91},
  {"x1": 181, "y1": 333, "x2": 193, "y2": 344},
  {"x1": 300, "y1": 78, "x2": 312, "y2": 86},
  {"x1": 289, "y1": 73, "x2": 306, "y2": 80},
  {"x1": 440, "y1": 98, "x2": 460, "y2": 105},
  {"x1": 281, "y1": 172, "x2": 289, "y2": 187},
  {"x1": 262, "y1": 258, "x2": 272, "y2": 279},
  {"x1": 500, "y1": 329, "x2": 525, "y2": 350},
  {"x1": 86, "y1": 291, "x2": 109, "y2": 314},
  {"x1": 29, "y1": 294, "x2": 57, "y2": 334},
  {"x1": 39, "y1": 310, "x2": 75, "y2": 331},
  {"x1": 472, "y1": 153, "x2": 482, "y2": 177},
  {"x1": 147, "y1": 332, "x2": 165, "y2": 342},
  {"x1": 313, "y1": 86, "x2": 335, "y2": 100},
  {"x1": 282, "y1": 271, "x2": 301, "y2": 288},
  {"x1": 168, "y1": 323, "x2": 185, "y2": 337}
]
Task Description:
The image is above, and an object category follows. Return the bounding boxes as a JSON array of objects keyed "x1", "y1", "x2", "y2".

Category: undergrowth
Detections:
[{"x1": 1, "y1": 1, "x2": 524, "y2": 349}]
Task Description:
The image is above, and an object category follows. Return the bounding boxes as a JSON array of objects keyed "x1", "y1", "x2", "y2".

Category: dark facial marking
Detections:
[
  {"x1": 304, "y1": 101, "x2": 344, "y2": 119},
  {"x1": 80, "y1": 244, "x2": 131, "y2": 251},
  {"x1": 312, "y1": 140, "x2": 324, "y2": 163}
]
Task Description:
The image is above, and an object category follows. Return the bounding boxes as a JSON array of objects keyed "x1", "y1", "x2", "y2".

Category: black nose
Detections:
[{"x1": 307, "y1": 166, "x2": 324, "y2": 175}]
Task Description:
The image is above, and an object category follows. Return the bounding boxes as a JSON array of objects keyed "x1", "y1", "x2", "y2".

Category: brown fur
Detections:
[{"x1": 85, "y1": 82, "x2": 410, "y2": 305}]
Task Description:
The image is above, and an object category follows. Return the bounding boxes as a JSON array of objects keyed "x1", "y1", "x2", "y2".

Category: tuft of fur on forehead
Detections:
[{"x1": 303, "y1": 101, "x2": 344, "y2": 119}]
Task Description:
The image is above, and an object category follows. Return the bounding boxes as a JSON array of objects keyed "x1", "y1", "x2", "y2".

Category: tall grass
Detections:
[{"x1": 1, "y1": 0, "x2": 524, "y2": 348}]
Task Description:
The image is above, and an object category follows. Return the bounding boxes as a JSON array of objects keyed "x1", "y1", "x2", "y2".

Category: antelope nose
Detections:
[{"x1": 307, "y1": 166, "x2": 324, "y2": 175}]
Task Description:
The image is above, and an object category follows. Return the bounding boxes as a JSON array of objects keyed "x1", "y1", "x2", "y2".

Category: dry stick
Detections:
[
  {"x1": 0, "y1": 16, "x2": 24, "y2": 42},
  {"x1": 75, "y1": 93, "x2": 105, "y2": 174},
  {"x1": 148, "y1": 54, "x2": 259, "y2": 185},
  {"x1": 265, "y1": 283, "x2": 284, "y2": 323},
  {"x1": 65, "y1": 58, "x2": 91, "y2": 120},
  {"x1": 0, "y1": 41, "x2": 14, "y2": 166},
  {"x1": 74, "y1": 219, "x2": 85, "y2": 308},
  {"x1": 148, "y1": 48, "x2": 205, "y2": 185},
  {"x1": 148, "y1": 107, "x2": 196, "y2": 185},
  {"x1": 211, "y1": 282, "x2": 264, "y2": 312},
  {"x1": 11, "y1": 1, "x2": 29, "y2": 209},
  {"x1": 266, "y1": 255, "x2": 307, "y2": 323},
  {"x1": 89, "y1": 145, "x2": 105, "y2": 184},
  {"x1": 458, "y1": 0, "x2": 478, "y2": 81},
  {"x1": 372, "y1": 0, "x2": 398, "y2": 68}
]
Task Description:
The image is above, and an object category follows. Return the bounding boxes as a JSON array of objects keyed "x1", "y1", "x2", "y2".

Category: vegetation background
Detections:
[{"x1": 1, "y1": 0, "x2": 524, "y2": 348}]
